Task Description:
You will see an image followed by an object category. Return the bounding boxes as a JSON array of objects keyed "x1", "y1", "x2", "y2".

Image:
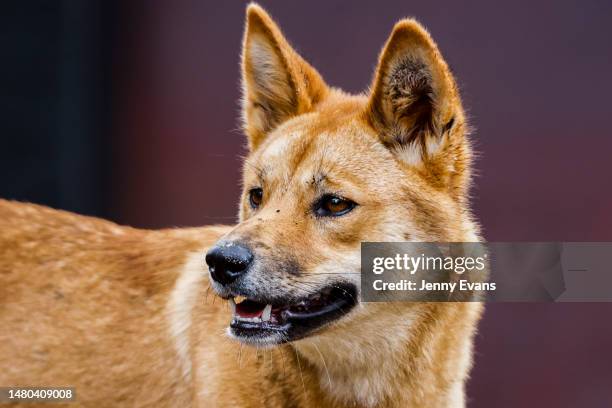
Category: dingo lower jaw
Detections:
[{"x1": 227, "y1": 283, "x2": 357, "y2": 345}]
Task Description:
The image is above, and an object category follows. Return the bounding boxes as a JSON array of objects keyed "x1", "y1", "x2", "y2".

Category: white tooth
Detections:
[
  {"x1": 229, "y1": 298, "x2": 236, "y2": 316},
  {"x1": 237, "y1": 316, "x2": 262, "y2": 323},
  {"x1": 262, "y1": 304, "x2": 272, "y2": 322}
]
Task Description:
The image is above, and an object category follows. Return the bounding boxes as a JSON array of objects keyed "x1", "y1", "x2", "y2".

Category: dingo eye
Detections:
[
  {"x1": 315, "y1": 195, "x2": 356, "y2": 217},
  {"x1": 248, "y1": 188, "x2": 263, "y2": 208}
]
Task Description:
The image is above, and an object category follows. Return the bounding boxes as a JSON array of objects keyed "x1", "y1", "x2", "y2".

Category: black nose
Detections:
[{"x1": 205, "y1": 242, "x2": 254, "y2": 285}]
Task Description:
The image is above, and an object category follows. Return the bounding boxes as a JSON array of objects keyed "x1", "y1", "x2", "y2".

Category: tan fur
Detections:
[{"x1": 0, "y1": 4, "x2": 482, "y2": 407}]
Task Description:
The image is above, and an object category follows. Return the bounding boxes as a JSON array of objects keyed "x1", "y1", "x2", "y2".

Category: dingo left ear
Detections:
[
  {"x1": 366, "y1": 19, "x2": 470, "y2": 199},
  {"x1": 241, "y1": 4, "x2": 328, "y2": 151}
]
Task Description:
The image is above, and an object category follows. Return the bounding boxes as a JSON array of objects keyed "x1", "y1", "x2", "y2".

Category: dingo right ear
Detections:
[
  {"x1": 367, "y1": 19, "x2": 461, "y2": 157},
  {"x1": 366, "y1": 19, "x2": 471, "y2": 201},
  {"x1": 241, "y1": 4, "x2": 328, "y2": 151}
]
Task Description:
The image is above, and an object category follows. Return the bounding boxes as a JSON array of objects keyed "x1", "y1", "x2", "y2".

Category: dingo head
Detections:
[{"x1": 206, "y1": 4, "x2": 477, "y2": 346}]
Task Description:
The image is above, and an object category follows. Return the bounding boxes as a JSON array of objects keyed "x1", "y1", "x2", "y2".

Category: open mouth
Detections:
[{"x1": 228, "y1": 283, "x2": 357, "y2": 345}]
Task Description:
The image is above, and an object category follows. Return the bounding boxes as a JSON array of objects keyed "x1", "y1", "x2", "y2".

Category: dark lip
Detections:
[{"x1": 229, "y1": 282, "x2": 358, "y2": 343}]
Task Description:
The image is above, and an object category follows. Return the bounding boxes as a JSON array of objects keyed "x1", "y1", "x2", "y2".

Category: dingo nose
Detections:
[{"x1": 205, "y1": 243, "x2": 253, "y2": 285}]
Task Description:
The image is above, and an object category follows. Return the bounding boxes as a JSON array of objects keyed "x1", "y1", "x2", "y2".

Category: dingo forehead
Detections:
[
  {"x1": 245, "y1": 110, "x2": 399, "y2": 198},
  {"x1": 246, "y1": 95, "x2": 398, "y2": 187}
]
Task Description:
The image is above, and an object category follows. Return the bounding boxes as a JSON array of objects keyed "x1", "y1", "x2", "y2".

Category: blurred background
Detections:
[{"x1": 2, "y1": 1, "x2": 611, "y2": 406}]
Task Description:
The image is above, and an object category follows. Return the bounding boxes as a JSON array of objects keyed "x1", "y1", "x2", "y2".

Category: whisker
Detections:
[
  {"x1": 312, "y1": 343, "x2": 332, "y2": 390},
  {"x1": 293, "y1": 347, "x2": 308, "y2": 401},
  {"x1": 238, "y1": 344, "x2": 244, "y2": 368}
]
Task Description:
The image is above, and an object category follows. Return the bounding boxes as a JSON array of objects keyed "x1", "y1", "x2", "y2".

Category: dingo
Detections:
[{"x1": 0, "y1": 4, "x2": 482, "y2": 407}]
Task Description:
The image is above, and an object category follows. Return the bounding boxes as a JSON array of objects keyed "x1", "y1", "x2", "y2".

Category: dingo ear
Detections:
[
  {"x1": 366, "y1": 19, "x2": 470, "y2": 199},
  {"x1": 241, "y1": 4, "x2": 328, "y2": 150}
]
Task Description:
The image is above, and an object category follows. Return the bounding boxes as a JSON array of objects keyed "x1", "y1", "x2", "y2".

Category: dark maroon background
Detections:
[{"x1": 4, "y1": 1, "x2": 612, "y2": 406}]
